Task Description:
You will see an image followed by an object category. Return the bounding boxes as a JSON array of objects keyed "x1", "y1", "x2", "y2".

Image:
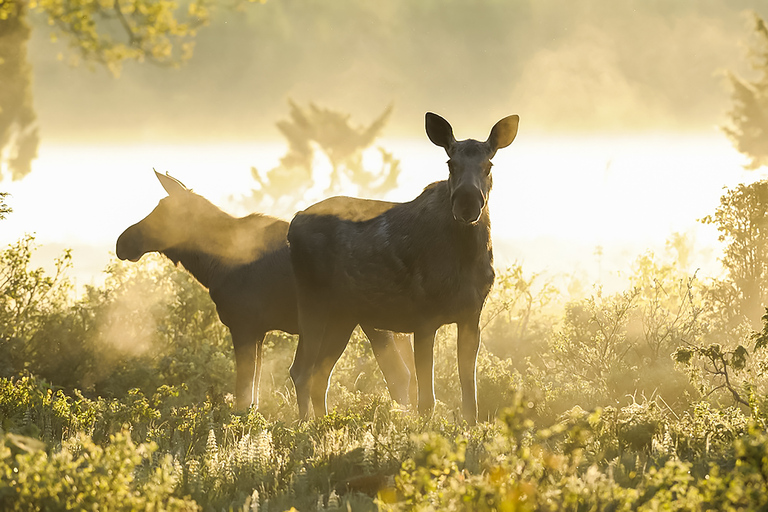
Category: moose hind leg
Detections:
[
  {"x1": 254, "y1": 339, "x2": 264, "y2": 409},
  {"x1": 309, "y1": 321, "x2": 356, "y2": 418},
  {"x1": 232, "y1": 331, "x2": 263, "y2": 411},
  {"x1": 362, "y1": 325, "x2": 413, "y2": 406},
  {"x1": 290, "y1": 334, "x2": 317, "y2": 422},
  {"x1": 457, "y1": 321, "x2": 481, "y2": 425}
]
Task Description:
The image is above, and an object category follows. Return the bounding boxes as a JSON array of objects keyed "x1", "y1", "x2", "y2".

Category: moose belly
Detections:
[
  {"x1": 289, "y1": 207, "x2": 494, "y2": 332},
  {"x1": 333, "y1": 255, "x2": 493, "y2": 332}
]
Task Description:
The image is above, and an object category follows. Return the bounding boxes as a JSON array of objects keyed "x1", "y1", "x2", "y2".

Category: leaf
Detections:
[
  {"x1": 731, "y1": 345, "x2": 749, "y2": 370},
  {"x1": 672, "y1": 348, "x2": 693, "y2": 365}
]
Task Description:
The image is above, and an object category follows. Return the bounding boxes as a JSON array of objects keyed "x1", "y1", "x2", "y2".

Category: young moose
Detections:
[
  {"x1": 116, "y1": 171, "x2": 415, "y2": 411},
  {"x1": 288, "y1": 112, "x2": 519, "y2": 424}
]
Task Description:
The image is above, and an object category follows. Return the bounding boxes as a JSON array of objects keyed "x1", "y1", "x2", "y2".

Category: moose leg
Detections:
[
  {"x1": 310, "y1": 321, "x2": 356, "y2": 418},
  {"x1": 457, "y1": 320, "x2": 481, "y2": 425},
  {"x1": 394, "y1": 332, "x2": 418, "y2": 407},
  {"x1": 413, "y1": 328, "x2": 437, "y2": 418},
  {"x1": 290, "y1": 334, "x2": 318, "y2": 421},
  {"x1": 290, "y1": 306, "x2": 327, "y2": 421},
  {"x1": 254, "y1": 339, "x2": 264, "y2": 409},
  {"x1": 232, "y1": 330, "x2": 264, "y2": 411},
  {"x1": 361, "y1": 325, "x2": 413, "y2": 406}
]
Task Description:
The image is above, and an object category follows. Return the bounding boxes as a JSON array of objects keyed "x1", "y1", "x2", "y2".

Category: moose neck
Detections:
[
  {"x1": 162, "y1": 247, "x2": 229, "y2": 291},
  {"x1": 158, "y1": 213, "x2": 288, "y2": 292},
  {"x1": 457, "y1": 208, "x2": 493, "y2": 265},
  {"x1": 433, "y1": 180, "x2": 494, "y2": 264}
]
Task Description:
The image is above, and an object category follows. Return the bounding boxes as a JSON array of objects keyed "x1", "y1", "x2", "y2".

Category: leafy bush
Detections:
[
  {"x1": 0, "y1": 429, "x2": 198, "y2": 511},
  {"x1": 3, "y1": 233, "x2": 768, "y2": 510}
]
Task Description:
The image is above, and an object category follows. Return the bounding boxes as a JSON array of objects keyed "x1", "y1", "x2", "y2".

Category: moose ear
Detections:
[
  {"x1": 155, "y1": 169, "x2": 187, "y2": 196},
  {"x1": 425, "y1": 112, "x2": 456, "y2": 151},
  {"x1": 486, "y1": 115, "x2": 519, "y2": 156}
]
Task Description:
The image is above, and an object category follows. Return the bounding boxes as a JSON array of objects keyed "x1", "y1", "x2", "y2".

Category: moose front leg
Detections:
[
  {"x1": 232, "y1": 331, "x2": 264, "y2": 411},
  {"x1": 457, "y1": 320, "x2": 481, "y2": 425},
  {"x1": 362, "y1": 326, "x2": 413, "y2": 406},
  {"x1": 413, "y1": 328, "x2": 437, "y2": 418},
  {"x1": 309, "y1": 321, "x2": 356, "y2": 419}
]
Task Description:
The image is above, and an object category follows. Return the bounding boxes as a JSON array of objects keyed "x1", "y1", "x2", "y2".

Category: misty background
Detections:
[
  {"x1": 31, "y1": 0, "x2": 760, "y2": 140},
  {"x1": 4, "y1": 0, "x2": 768, "y2": 291}
]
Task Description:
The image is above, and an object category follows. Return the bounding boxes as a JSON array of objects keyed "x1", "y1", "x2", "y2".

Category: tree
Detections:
[
  {"x1": 701, "y1": 181, "x2": 768, "y2": 327},
  {"x1": 246, "y1": 100, "x2": 401, "y2": 217},
  {"x1": 723, "y1": 12, "x2": 768, "y2": 170},
  {"x1": 0, "y1": 0, "x2": 262, "y2": 181},
  {"x1": 0, "y1": 1, "x2": 38, "y2": 181}
]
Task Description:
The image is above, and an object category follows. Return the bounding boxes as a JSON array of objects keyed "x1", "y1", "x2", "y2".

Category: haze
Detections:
[{"x1": 2, "y1": 0, "x2": 766, "y2": 292}]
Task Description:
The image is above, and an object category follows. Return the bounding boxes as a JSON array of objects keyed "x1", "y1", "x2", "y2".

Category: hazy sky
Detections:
[
  {"x1": 6, "y1": 0, "x2": 768, "y2": 291},
  {"x1": 26, "y1": 0, "x2": 766, "y2": 143}
]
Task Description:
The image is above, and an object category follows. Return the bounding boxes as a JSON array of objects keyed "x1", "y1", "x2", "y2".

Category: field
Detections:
[
  {"x1": 6, "y1": 1, "x2": 768, "y2": 510},
  {"x1": 2, "y1": 209, "x2": 768, "y2": 511}
]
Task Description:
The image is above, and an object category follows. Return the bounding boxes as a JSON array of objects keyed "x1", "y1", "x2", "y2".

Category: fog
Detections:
[
  {"x1": 27, "y1": 0, "x2": 760, "y2": 141},
  {"x1": 3, "y1": 0, "x2": 768, "y2": 292}
]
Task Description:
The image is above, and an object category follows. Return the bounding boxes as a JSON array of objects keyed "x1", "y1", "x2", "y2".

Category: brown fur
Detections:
[
  {"x1": 288, "y1": 113, "x2": 519, "y2": 424},
  {"x1": 116, "y1": 172, "x2": 416, "y2": 410}
]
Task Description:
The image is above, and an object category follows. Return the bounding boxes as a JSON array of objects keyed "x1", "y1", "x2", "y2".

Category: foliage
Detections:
[
  {"x1": 247, "y1": 100, "x2": 401, "y2": 217},
  {"x1": 6, "y1": 370, "x2": 766, "y2": 512},
  {"x1": 529, "y1": 249, "x2": 705, "y2": 421},
  {"x1": 0, "y1": 192, "x2": 10, "y2": 218},
  {"x1": 25, "y1": 0, "x2": 269, "y2": 76},
  {"x1": 701, "y1": 179, "x2": 768, "y2": 327},
  {"x1": 480, "y1": 263, "x2": 558, "y2": 368},
  {"x1": 674, "y1": 306, "x2": 768, "y2": 413},
  {"x1": 0, "y1": 0, "x2": 38, "y2": 181},
  {"x1": 0, "y1": 235, "x2": 74, "y2": 380},
  {"x1": 0, "y1": 428, "x2": 198, "y2": 510},
  {"x1": 0, "y1": 0, "x2": 267, "y2": 181},
  {"x1": 723, "y1": 12, "x2": 768, "y2": 170},
  {"x1": 3, "y1": 194, "x2": 768, "y2": 509}
]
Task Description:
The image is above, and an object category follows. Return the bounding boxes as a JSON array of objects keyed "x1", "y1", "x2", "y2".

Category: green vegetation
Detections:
[
  {"x1": 724, "y1": 12, "x2": 768, "y2": 170},
  {"x1": 3, "y1": 179, "x2": 768, "y2": 510},
  {"x1": 0, "y1": 0, "x2": 38, "y2": 181},
  {"x1": 1, "y1": 0, "x2": 265, "y2": 180}
]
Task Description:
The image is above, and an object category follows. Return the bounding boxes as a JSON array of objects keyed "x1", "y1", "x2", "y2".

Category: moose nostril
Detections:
[
  {"x1": 452, "y1": 192, "x2": 484, "y2": 224},
  {"x1": 453, "y1": 204, "x2": 481, "y2": 224}
]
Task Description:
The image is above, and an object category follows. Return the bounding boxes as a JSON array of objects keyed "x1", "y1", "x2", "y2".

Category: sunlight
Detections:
[{"x1": 0, "y1": 134, "x2": 758, "y2": 291}]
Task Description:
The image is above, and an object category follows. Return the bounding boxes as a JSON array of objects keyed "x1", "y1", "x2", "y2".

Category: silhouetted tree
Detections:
[
  {"x1": 247, "y1": 101, "x2": 401, "y2": 217},
  {"x1": 0, "y1": 0, "x2": 261, "y2": 181},
  {"x1": 701, "y1": 180, "x2": 768, "y2": 327},
  {"x1": 0, "y1": 1, "x2": 38, "y2": 181},
  {"x1": 724, "y1": 12, "x2": 768, "y2": 170}
]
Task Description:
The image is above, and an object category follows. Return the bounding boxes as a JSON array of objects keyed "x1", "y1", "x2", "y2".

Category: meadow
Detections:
[
  {"x1": 4, "y1": 2, "x2": 768, "y2": 510},
  {"x1": 2, "y1": 180, "x2": 768, "y2": 510}
]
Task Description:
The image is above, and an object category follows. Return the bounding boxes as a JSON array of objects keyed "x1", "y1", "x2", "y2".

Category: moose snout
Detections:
[
  {"x1": 451, "y1": 188, "x2": 485, "y2": 224},
  {"x1": 116, "y1": 228, "x2": 143, "y2": 262}
]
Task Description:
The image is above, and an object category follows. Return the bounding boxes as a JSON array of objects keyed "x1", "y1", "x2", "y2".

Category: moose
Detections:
[
  {"x1": 288, "y1": 112, "x2": 519, "y2": 425},
  {"x1": 116, "y1": 171, "x2": 416, "y2": 411}
]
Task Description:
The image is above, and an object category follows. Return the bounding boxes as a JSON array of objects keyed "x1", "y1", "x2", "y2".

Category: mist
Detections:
[
  {"x1": 7, "y1": 3, "x2": 768, "y2": 508},
  {"x1": 26, "y1": 0, "x2": 760, "y2": 143}
]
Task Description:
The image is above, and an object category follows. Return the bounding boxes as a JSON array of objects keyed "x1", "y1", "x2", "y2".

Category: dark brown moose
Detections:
[
  {"x1": 116, "y1": 171, "x2": 415, "y2": 411},
  {"x1": 288, "y1": 112, "x2": 519, "y2": 425}
]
